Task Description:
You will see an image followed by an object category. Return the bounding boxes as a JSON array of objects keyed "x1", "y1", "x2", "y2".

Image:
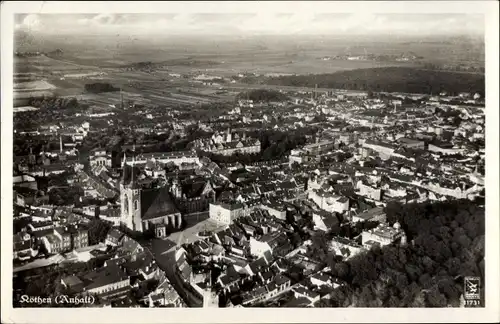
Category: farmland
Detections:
[{"x1": 13, "y1": 33, "x2": 484, "y2": 109}]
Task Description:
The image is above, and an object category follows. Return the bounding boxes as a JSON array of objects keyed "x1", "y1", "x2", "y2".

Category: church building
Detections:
[{"x1": 120, "y1": 164, "x2": 183, "y2": 238}]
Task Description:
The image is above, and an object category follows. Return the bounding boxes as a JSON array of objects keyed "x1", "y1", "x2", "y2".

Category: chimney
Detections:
[
  {"x1": 121, "y1": 87, "x2": 124, "y2": 109},
  {"x1": 60, "y1": 136, "x2": 63, "y2": 153}
]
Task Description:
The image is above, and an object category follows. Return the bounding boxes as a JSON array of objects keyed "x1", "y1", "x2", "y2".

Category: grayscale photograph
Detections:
[{"x1": 2, "y1": 1, "x2": 498, "y2": 320}]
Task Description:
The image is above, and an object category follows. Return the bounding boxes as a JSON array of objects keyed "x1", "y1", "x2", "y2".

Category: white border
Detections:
[{"x1": 1, "y1": 2, "x2": 499, "y2": 323}]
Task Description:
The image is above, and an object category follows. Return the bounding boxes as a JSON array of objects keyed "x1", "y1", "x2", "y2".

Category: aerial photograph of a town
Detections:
[{"x1": 9, "y1": 8, "x2": 490, "y2": 311}]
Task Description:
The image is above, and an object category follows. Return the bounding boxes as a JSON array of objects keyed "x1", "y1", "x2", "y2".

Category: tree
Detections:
[
  {"x1": 334, "y1": 262, "x2": 350, "y2": 279},
  {"x1": 426, "y1": 287, "x2": 447, "y2": 307},
  {"x1": 87, "y1": 219, "x2": 112, "y2": 245},
  {"x1": 265, "y1": 67, "x2": 485, "y2": 97},
  {"x1": 339, "y1": 200, "x2": 484, "y2": 307}
]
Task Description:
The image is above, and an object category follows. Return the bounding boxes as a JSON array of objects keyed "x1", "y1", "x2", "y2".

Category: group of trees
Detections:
[
  {"x1": 28, "y1": 96, "x2": 80, "y2": 111},
  {"x1": 48, "y1": 186, "x2": 83, "y2": 206},
  {"x1": 14, "y1": 98, "x2": 88, "y2": 132},
  {"x1": 264, "y1": 67, "x2": 485, "y2": 97},
  {"x1": 87, "y1": 218, "x2": 113, "y2": 245},
  {"x1": 255, "y1": 128, "x2": 314, "y2": 161},
  {"x1": 236, "y1": 89, "x2": 289, "y2": 103},
  {"x1": 13, "y1": 134, "x2": 44, "y2": 156},
  {"x1": 84, "y1": 82, "x2": 119, "y2": 94},
  {"x1": 316, "y1": 199, "x2": 484, "y2": 307},
  {"x1": 421, "y1": 62, "x2": 485, "y2": 74}
]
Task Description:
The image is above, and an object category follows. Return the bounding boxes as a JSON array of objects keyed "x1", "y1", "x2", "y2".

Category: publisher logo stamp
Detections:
[{"x1": 464, "y1": 276, "x2": 480, "y2": 301}]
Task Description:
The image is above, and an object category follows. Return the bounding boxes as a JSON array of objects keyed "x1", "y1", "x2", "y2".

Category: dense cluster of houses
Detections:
[{"x1": 12, "y1": 87, "x2": 485, "y2": 307}]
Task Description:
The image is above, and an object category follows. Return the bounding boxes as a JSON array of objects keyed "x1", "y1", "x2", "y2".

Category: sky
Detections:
[{"x1": 14, "y1": 13, "x2": 485, "y2": 37}]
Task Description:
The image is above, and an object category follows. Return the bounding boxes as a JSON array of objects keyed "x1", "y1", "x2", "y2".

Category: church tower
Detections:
[
  {"x1": 120, "y1": 147, "x2": 142, "y2": 232},
  {"x1": 226, "y1": 128, "x2": 232, "y2": 143}
]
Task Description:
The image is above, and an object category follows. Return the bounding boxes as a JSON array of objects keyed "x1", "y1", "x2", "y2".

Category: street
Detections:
[{"x1": 150, "y1": 238, "x2": 203, "y2": 307}]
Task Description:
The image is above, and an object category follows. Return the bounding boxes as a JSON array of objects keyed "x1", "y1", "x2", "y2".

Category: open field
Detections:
[
  {"x1": 14, "y1": 80, "x2": 56, "y2": 91},
  {"x1": 16, "y1": 33, "x2": 483, "y2": 74},
  {"x1": 13, "y1": 34, "x2": 484, "y2": 109}
]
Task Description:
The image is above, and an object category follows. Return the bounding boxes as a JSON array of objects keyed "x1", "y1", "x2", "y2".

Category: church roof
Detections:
[
  {"x1": 181, "y1": 180, "x2": 211, "y2": 199},
  {"x1": 141, "y1": 187, "x2": 180, "y2": 220}
]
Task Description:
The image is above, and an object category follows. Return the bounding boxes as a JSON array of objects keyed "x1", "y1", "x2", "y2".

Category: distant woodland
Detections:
[
  {"x1": 264, "y1": 67, "x2": 485, "y2": 97},
  {"x1": 237, "y1": 89, "x2": 289, "y2": 103},
  {"x1": 315, "y1": 200, "x2": 485, "y2": 307},
  {"x1": 28, "y1": 96, "x2": 79, "y2": 110},
  {"x1": 84, "y1": 83, "x2": 120, "y2": 94}
]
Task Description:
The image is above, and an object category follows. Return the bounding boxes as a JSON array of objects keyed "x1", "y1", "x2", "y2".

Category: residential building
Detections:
[
  {"x1": 351, "y1": 207, "x2": 387, "y2": 223},
  {"x1": 308, "y1": 189, "x2": 349, "y2": 213},
  {"x1": 105, "y1": 229, "x2": 126, "y2": 246},
  {"x1": 82, "y1": 265, "x2": 131, "y2": 300},
  {"x1": 260, "y1": 202, "x2": 287, "y2": 220},
  {"x1": 13, "y1": 232, "x2": 36, "y2": 260},
  {"x1": 312, "y1": 210, "x2": 339, "y2": 232},
  {"x1": 330, "y1": 236, "x2": 365, "y2": 260},
  {"x1": 249, "y1": 231, "x2": 291, "y2": 258},
  {"x1": 361, "y1": 222, "x2": 406, "y2": 249},
  {"x1": 28, "y1": 220, "x2": 54, "y2": 233},
  {"x1": 356, "y1": 181, "x2": 383, "y2": 201}
]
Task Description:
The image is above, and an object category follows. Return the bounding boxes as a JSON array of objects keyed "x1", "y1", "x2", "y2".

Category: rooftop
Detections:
[{"x1": 353, "y1": 206, "x2": 386, "y2": 220}]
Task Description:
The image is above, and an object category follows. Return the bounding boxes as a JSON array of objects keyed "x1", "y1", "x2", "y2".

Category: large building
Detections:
[
  {"x1": 428, "y1": 143, "x2": 465, "y2": 155},
  {"x1": 209, "y1": 201, "x2": 258, "y2": 225},
  {"x1": 356, "y1": 180, "x2": 383, "y2": 201},
  {"x1": 120, "y1": 165, "x2": 182, "y2": 238},
  {"x1": 89, "y1": 149, "x2": 112, "y2": 167},
  {"x1": 362, "y1": 139, "x2": 396, "y2": 158},
  {"x1": 170, "y1": 177, "x2": 216, "y2": 214},
  {"x1": 121, "y1": 151, "x2": 200, "y2": 167},
  {"x1": 361, "y1": 223, "x2": 406, "y2": 249},
  {"x1": 194, "y1": 129, "x2": 261, "y2": 156},
  {"x1": 397, "y1": 137, "x2": 425, "y2": 150},
  {"x1": 302, "y1": 139, "x2": 335, "y2": 155},
  {"x1": 308, "y1": 189, "x2": 349, "y2": 214},
  {"x1": 41, "y1": 225, "x2": 89, "y2": 254}
]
